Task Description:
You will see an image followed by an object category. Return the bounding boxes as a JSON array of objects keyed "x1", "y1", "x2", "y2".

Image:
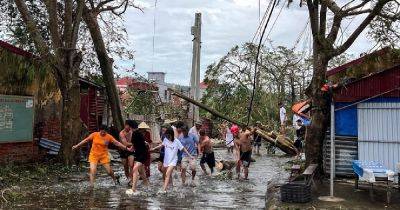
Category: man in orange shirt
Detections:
[{"x1": 72, "y1": 125, "x2": 133, "y2": 187}]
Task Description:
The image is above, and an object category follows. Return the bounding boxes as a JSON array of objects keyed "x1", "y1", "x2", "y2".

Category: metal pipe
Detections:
[{"x1": 330, "y1": 101, "x2": 335, "y2": 196}]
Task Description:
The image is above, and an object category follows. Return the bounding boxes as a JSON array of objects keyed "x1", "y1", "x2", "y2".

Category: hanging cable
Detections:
[
  {"x1": 251, "y1": 0, "x2": 274, "y2": 44},
  {"x1": 246, "y1": 0, "x2": 278, "y2": 126},
  {"x1": 265, "y1": 0, "x2": 285, "y2": 40},
  {"x1": 151, "y1": 0, "x2": 158, "y2": 71}
]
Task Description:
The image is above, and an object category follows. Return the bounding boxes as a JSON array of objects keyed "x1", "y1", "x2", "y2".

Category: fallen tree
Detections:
[{"x1": 168, "y1": 88, "x2": 297, "y2": 156}]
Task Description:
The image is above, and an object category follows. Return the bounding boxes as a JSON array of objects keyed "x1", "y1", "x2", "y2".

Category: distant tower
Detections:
[{"x1": 148, "y1": 72, "x2": 168, "y2": 102}]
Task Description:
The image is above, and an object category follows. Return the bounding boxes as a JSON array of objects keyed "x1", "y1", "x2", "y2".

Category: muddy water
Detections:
[{"x1": 10, "y1": 148, "x2": 290, "y2": 209}]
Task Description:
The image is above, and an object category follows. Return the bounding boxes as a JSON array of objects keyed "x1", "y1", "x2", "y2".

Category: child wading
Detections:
[
  {"x1": 199, "y1": 130, "x2": 215, "y2": 175},
  {"x1": 72, "y1": 125, "x2": 133, "y2": 187},
  {"x1": 151, "y1": 126, "x2": 193, "y2": 193}
]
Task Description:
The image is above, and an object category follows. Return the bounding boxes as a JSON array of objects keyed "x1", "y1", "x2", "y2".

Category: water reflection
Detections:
[{"x1": 9, "y1": 148, "x2": 290, "y2": 210}]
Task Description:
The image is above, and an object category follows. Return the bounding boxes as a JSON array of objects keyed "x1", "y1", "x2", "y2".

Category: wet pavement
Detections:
[{"x1": 7, "y1": 148, "x2": 290, "y2": 210}]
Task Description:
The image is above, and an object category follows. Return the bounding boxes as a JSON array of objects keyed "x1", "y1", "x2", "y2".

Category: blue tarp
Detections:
[
  {"x1": 335, "y1": 102, "x2": 357, "y2": 136},
  {"x1": 334, "y1": 97, "x2": 400, "y2": 137}
]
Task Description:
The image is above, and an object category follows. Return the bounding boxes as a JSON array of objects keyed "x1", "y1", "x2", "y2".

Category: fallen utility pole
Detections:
[{"x1": 168, "y1": 88, "x2": 297, "y2": 155}]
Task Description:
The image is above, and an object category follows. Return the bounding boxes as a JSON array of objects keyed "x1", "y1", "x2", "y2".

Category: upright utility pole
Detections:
[{"x1": 190, "y1": 13, "x2": 201, "y2": 124}]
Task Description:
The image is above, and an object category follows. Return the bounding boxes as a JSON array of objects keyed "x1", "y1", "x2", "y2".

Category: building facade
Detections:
[{"x1": 323, "y1": 49, "x2": 400, "y2": 177}]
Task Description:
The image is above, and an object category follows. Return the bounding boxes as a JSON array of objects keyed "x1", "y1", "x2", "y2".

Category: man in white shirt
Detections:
[{"x1": 279, "y1": 102, "x2": 287, "y2": 135}]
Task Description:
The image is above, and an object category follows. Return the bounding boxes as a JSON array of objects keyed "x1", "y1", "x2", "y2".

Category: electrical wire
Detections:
[
  {"x1": 251, "y1": 0, "x2": 274, "y2": 44},
  {"x1": 265, "y1": 0, "x2": 286, "y2": 40},
  {"x1": 151, "y1": 0, "x2": 158, "y2": 72},
  {"x1": 246, "y1": 0, "x2": 278, "y2": 126}
]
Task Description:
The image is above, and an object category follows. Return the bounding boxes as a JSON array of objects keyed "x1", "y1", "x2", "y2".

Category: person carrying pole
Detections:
[
  {"x1": 232, "y1": 125, "x2": 257, "y2": 180},
  {"x1": 72, "y1": 125, "x2": 133, "y2": 187}
]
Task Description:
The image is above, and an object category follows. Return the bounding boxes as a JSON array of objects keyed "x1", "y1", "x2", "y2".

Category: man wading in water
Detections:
[
  {"x1": 232, "y1": 125, "x2": 256, "y2": 180},
  {"x1": 72, "y1": 125, "x2": 133, "y2": 187},
  {"x1": 119, "y1": 120, "x2": 135, "y2": 185},
  {"x1": 199, "y1": 130, "x2": 215, "y2": 175}
]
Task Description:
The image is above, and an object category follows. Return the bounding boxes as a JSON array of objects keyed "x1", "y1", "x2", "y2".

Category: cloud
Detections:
[{"x1": 116, "y1": 0, "x2": 375, "y2": 85}]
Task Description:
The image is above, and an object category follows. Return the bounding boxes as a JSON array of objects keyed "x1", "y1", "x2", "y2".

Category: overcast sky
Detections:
[{"x1": 117, "y1": 0, "x2": 375, "y2": 85}]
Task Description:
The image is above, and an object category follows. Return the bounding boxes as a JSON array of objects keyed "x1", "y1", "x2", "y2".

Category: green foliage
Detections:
[
  {"x1": 202, "y1": 43, "x2": 312, "y2": 128},
  {"x1": 124, "y1": 89, "x2": 159, "y2": 116}
]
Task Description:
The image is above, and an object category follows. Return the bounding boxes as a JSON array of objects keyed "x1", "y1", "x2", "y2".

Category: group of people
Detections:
[{"x1": 72, "y1": 120, "x2": 221, "y2": 195}]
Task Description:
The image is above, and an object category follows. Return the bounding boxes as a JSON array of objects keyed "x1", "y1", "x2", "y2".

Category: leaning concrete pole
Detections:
[{"x1": 190, "y1": 13, "x2": 201, "y2": 124}]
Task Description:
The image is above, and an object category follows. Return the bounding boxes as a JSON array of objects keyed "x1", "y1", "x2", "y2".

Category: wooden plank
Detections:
[{"x1": 303, "y1": 164, "x2": 318, "y2": 175}]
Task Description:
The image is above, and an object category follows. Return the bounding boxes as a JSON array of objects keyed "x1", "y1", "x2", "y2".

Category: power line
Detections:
[
  {"x1": 292, "y1": 20, "x2": 309, "y2": 50},
  {"x1": 246, "y1": 0, "x2": 278, "y2": 126},
  {"x1": 265, "y1": 0, "x2": 285, "y2": 40},
  {"x1": 151, "y1": 0, "x2": 158, "y2": 72},
  {"x1": 251, "y1": 0, "x2": 274, "y2": 44}
]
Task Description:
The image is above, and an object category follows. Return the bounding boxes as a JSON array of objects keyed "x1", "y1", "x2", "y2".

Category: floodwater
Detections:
[{"x1": 8, "y1": 148, "x2": 290, "y2": 210}]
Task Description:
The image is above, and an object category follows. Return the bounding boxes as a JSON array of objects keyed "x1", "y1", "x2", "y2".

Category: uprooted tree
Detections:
[{"x1": 297, "y1": 0, "x2": 400, "y2": 166}]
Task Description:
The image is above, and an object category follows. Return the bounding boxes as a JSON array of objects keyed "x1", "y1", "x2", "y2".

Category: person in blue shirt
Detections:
[{"x1": 179, "y1": 124, "x2": 200, "y2": 186}]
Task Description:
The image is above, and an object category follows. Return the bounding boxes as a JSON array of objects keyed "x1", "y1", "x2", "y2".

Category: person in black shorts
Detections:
[
  {"x1": 199, "y1": 130, "x2": 215, "y2": 175},
  {"x1": 294, "y1": 119, "x2": 305, "y2": 158},
  {"x1": 119, "y1": 120, "x2": 136, "y2": 184},
  {"x1": 130, "y1": 126, "x2": 150, "y2": 194},
  {"x1": 240, "y1": 151, "x2": 252, "y2": 168},
  {"x1": 253, "y1": 122, "x2": 262, "y2": 155}
]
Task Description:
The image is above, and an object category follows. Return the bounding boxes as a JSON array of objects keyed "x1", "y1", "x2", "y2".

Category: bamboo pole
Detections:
[{"x1": 168, "y1": 88, "x2": 297, "y2": 156}]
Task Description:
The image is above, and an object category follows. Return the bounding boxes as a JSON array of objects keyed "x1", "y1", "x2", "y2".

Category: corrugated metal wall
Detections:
[
  {"x1": 323, "y1": 135, "x2": 358, "y2": 177},
  {"x1": 358, "y1": 102, "x2": 400, "y2": 172}
]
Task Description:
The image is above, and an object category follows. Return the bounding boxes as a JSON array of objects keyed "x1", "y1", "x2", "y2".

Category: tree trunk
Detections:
[
  {"x1": 83, "y1": 9, "x2": 124, "y2": 131},
  {"x1": 305, "y1": 51, "x2": 329, "y2": 167},
  {"x1": 57, "y1": 52, "x2": 82, "y2": 165}
]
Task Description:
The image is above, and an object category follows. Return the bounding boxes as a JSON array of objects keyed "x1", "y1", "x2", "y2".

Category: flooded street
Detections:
[{"x1": 8, "y1": 148, "x2": 290, "y2": 209}]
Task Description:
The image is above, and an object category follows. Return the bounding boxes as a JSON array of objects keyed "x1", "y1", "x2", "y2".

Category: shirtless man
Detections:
[
  {"x1": 233, "y1": 126, "x2": 256, "y2": 180},
  {"x1": 119, "y1": 120, "x2": 136, "y2": 185},
  {"x1": 199, "y1": 130, "x2": 215, "y2": 175}
]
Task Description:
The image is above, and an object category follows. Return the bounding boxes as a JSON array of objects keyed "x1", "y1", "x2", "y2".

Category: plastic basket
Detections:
[{"x1": 280, "y1": 181, "x2": 312, "y2": 203}]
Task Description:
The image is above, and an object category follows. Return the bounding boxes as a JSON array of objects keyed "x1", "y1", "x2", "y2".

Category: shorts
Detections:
[
  {"x1": 156, "y1": 153, "x2": 164, "y2": 162},
  {"x1": 89, "y1": 153, "x2": 110, "y2": 164},
  {"x1": 254, "y1": 141, "x2": 261, "y2": 147},
  {"x1": 240, "y1": 151, "x2": 252, "y2": 167},
  {"x1": 134, "y1": 152, "x2": 148, "y2": 164},
  {"x1": 177, "y1": 150, "x2": 183, "y2": 165},
  {"x1": 294, "y1": 139, "x2": 303, "y2": 149},
  {"x1": 119, "y1": 150, "x2": 134, "y2": 159},
  {"x1": 200, "y1": 152, "x2": 215, "y2": 168},
  {"x1": 181, "y1": 156, "x2": 197, "y2": 170}
]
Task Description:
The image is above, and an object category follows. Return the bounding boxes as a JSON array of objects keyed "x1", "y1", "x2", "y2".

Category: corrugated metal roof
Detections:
[
  {"x1": 357, "y1": 102, "x2": 400, "y2": 172},
  {"x1": 334, "y1": 65, "x2": 400, "y2": 102}
]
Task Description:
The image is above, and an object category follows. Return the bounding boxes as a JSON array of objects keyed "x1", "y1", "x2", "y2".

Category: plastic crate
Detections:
[{"x1": 280, "y1": 181, "x2": 311, "y2": 203}]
